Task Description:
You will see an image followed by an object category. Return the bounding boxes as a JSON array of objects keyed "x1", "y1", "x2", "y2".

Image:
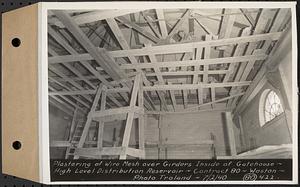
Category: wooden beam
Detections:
[
  {"x1": 91, "y1": 106, "x2": 143, "y2": 119},
  {"x1": 48, "y1": 32, "x2": 281, "y2": 62},
  {"x1": 52, "y1": 10, "x2": 144, "y2": 28},
  {"x1": 143, "y1": 81, "x2": 251, "y2": 91},
  {"x1": 240, "y1": 9, "x2": 256, "y2": 27},
  {"x1": 180, "y1": 92, "x2": 244, "y2": 111},
  {"x1": 120, "y1": 74, "x2": 141, "y2": 159},
  {"x1": 182, "y1": 89, "x2": 188, "y2": 109},
  {"x1": 48, "y1": 13, "x2": 128, "y2": 106},
  {"x1": 156, "y1": 9, "x2": 168, "y2": 38},
  {"x1": 75, "y1": 147, "x2": 126, "y2": 157},
  {"x1": 49, "y1": 87, "x2": 129, "y2": 96},
  {"x1": 146, "y1": 69, "x2": 228, "y2": 77},
  {"x1": 49, "y1": 99, "x2": 74, "y2": 116},
  {"x1": 50, "y1": 141, "x2": 72, "y2": 147},
  {"x1": 141, "y1": 12, "x2": 162, "y2": 39},
  {"x1": 222, "y1": 27, "x2": 251, "y2": 82},
  {"x1": 52, "y1": 10, "x2": 124, "y2": 80},
  {"x1": 75, "y1": 84, "x2": 104, "y2": 159},
  {"x1": 148, "y1": 53, "x2": 168, "y2": 111},
  {"x1": 105, "y1": 17, "x2": 156, "y2": 110},
  {"x1": 234, "y1": 23, "x2": 290, "y2": 114},
  {"x1": 166, "y1": 9, "x2": 191, "y2": 40},
  {"x1": 116, "y1": 16, "x2": 160, "y2": 43},
  {"x1": 225, "y1": 112, "x2": 237, "y2": 156},
  {"x1": 218, "y1": 9, "x2": 236, "y2": 39},
  {"x1": 230, "y1": 9, "x2": 288, "y2": 108},
  {"x1": 168, "y1": 82, "x2": 178, "y2": 112},
  {"x1": 120, "y1": 54, "x2": 268, "y2": 70},
  {"x1": 138, "y1": 76, "x2": 145, "y2": 158},
  {"x1": 203, "y1": 35, "x2": 212, "y2": 84}
]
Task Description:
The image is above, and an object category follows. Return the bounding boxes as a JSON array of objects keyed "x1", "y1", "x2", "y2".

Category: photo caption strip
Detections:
[{"x1": 50, "y1": 159, "x2": 292, "y2": 181}]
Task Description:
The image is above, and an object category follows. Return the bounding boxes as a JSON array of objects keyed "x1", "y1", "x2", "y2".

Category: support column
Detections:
[{"x1": 225, "y1": 112, "x2": 237, "y2": 156}]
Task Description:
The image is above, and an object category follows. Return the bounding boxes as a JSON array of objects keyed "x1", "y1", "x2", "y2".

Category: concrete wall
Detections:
[
  {"x1": 49, "y1": 105, "x2": 72, "y2": 159},
  {"x1": 235, "y1": 31, "x2": 293, "y2": 153},
  {"x1": 239, "y1": 82, "x2": 292, "y2": 152},
  {"x1": 145, "y1": 111, "x2": 230, "y2": 159}
]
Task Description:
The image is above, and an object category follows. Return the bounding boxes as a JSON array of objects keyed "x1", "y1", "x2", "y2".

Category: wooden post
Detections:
[
  {"x1": 225, "y1": 112, "x2": 237, "y2": 156},
  {"x1": 138, "y1": 76, "x2": 145, "y2": 159},
  {"x1": 74, "y1": 84, "x2": 103, "y2": 159},
  {"x1": 120, "y1": 74, "x2": 141, "y2": 159}
]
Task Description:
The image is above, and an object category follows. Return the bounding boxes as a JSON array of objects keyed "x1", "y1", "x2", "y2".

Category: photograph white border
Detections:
[{"x1": 39, "y1": 1, "x2": 298, "y2": 185}]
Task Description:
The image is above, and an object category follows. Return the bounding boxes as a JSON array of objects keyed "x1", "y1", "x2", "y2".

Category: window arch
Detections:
[{"x1": 259, "y1": 89, "x2": 284, "y2": 126}]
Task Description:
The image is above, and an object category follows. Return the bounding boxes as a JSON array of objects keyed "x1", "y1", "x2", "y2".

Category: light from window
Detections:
[{"x1": 264, "y1": 90, "x2": 283, "y2": 123}]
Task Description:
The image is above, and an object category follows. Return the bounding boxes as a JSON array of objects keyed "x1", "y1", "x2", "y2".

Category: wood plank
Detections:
[
  {"x1": 180, "y1": 92, "x2": 244, "y2": 111},
  {"x1": 168, "y1": 82, "x2": 178, "y2": 111},
  {"x1": 222, "y1": 27, "x2": 251, "y2": 82},
  {"x1": 105, "y1": 17, "x2": 155, "y2": 110},
  {"x1": 52, "y1": 10, "x2": 144, "y2": 27},
  {"x1": 156, "y1": 9, "x2": 168, "y2": 38},
  {"x1": 230, "y1": 9, "x2": 288, "y2": 108},
  {"x1": 143, "y1": 81, "x2": 251, "y2": 91},
  {"x1": 120, "y1": 74, "x2": 141, "y2": 159},
  {"x1": 48, "y1": 32, "x2": 282, "y2": 62},
  {"x1": 120, "y1": 54, "x2": 268, "y2": 70},
  {"x1": 48, "y1": 25, "x2": 126, "y2": 106},
  {"x1": 218, "y1": 9, "x2": 236, "y2": 39},
  {"x1": 148, "y1": 53, "x2": 168, "y2": 111},
  {"x1": 166, "y1": 9, "x2": 191, "y2": 40},
  {"x1": 74, "y1": 84, "x2": 104, "y2": 159},
  {"x1": 141, "y1": 12, "x2": 162, "y2": 38},
  {"x1": 138, "y1": 76, "x2": 145, "y2": 158},
  {"x1": 240, "y1": 9, "x2": 256, "y2": 27},
  {"x1": 225, "y1": 112, "x2": 237, "y2": 156},
  {"x1": 50, "y1": 141, "x2": 71, "y2": 147},
  {"x1": 116, "y1": 16, "x2": 160, "y2": 43},
  {"x1": 75, "y1": 147, "x2": 126, "y2": 157},
  {"x1": 182, "y1": 89, "x2": 188, "y2": 109},
  {"x1": 49, "y1": 87, "x2": 129, "y2": 96},
  {"x1": 52, "y1": 10, "x2": 124, "y2": 80},
  {"x1": 91, "y1": 106, "x2": 143, "y2": 118}
]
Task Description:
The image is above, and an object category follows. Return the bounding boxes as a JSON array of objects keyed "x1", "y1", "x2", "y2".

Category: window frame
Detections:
[{"x1": 259, "y1": 89, "x2": 285, "y2": 127}]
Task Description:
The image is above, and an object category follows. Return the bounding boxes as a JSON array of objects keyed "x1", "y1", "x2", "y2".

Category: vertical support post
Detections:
[
  {"x1": 120, "y1": 73, "x2": 141, "y2": 159},
  {"x1": 97, "y1": 86, "x2": 107, "y2": 158},
  {"x1": 158, "y1": 114, "x2": 165, "y2": 159},
  {"x1": 74, "y1": 84, "x2": 103, "y2": 159},
  {"x1": 68, "y1": 106, "x2": 79, "y2": 141},
  {"x1": 225, "y1": 112, "x2": 237, "y2": 156},
  {"x1": 238, "y1": 115, "x2": 246, "y2": 151},
  {"x1": 138, "y1": 76, "x2": 145, "y2": 159}
]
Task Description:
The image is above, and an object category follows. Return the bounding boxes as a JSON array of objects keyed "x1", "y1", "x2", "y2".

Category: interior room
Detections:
[{"x1": 48, "y1": 8, "x2": 293, "y2": 159}]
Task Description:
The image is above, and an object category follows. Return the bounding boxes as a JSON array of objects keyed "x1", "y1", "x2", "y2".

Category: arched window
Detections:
[{"x1": 259, "y1": 89, "x2": 284, "y2": 126}]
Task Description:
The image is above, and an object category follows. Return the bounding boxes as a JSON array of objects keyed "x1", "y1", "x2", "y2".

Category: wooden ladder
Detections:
[{"x1": 72, "y1": 73, "x2": 145, "y2": 159}]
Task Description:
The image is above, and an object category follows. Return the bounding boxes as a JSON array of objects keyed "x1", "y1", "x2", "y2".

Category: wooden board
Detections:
[{"x1": 2, "y1": 4, "x2": 39, "y2": 182}]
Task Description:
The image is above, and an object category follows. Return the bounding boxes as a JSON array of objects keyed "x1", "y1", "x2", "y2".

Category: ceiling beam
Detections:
[
  {"x1": 48, "y1": 32, "x2": 281, "y2": 63},
  {"x1": 52, "y1": 10, "x2": 124, "y2": 80},
  {"x1": 52, "y1": 9, "x2": 144, "y2": 28},
  {"x1": 156, "y1": 9, "x2": 168, "y2": 38},
  {"x1": 143, "y1": 81, "x2": 251, "y2": 91},
  {"x1": 120, "y1": 54, "x2": 268, "y2": 70},
  {"x1": 116, "y1": 16, "x2": 160, "y2": 43},
  {"x1": 105, "y1": 17, "x2": 156, "y2": 110},
  {"x1": 166, "y1": 9, "x2": 191, "y2": 40}
]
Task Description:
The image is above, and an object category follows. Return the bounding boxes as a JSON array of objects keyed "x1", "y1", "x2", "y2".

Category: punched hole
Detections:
[
  {"x1": 12, "y1": 141, "x2": 21, "y2": 150},
  {"x1": 11, "y1": 38, "x2": 21, "y2": 47}
]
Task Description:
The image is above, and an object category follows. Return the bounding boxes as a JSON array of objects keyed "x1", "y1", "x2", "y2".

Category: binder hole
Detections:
[
  {"x1": 11, "y1": 38, "x2": 21, "y2": 47},
  {"x1": 12, "y1": 141, "x2": 21, "y2": 150}
]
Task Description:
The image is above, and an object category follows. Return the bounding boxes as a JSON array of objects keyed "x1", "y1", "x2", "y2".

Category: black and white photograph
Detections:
[{"x1": 45, "y1": 2, "x2": 297, "y2": 184}]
